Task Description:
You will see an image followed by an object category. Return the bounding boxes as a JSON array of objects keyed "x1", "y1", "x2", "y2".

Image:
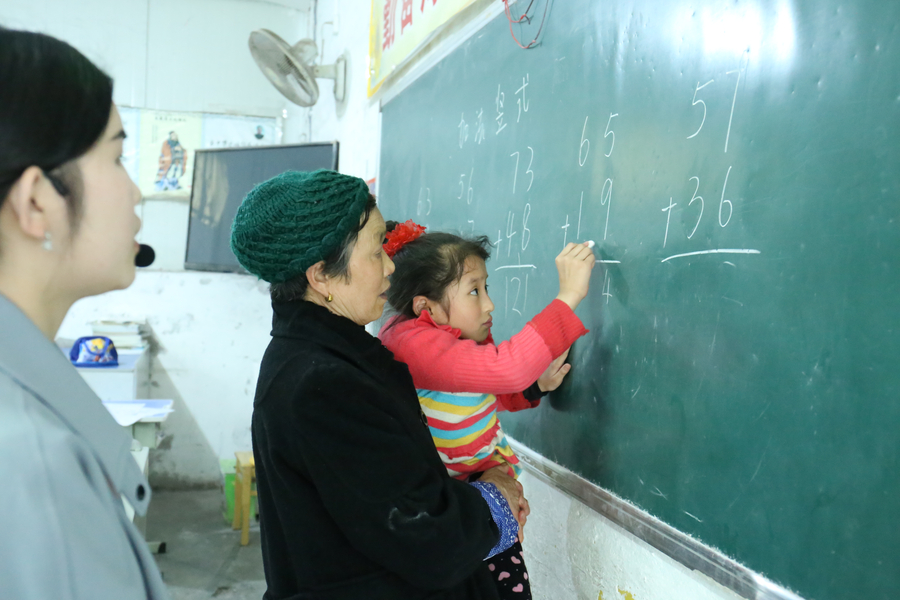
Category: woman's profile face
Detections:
[
  {"x1": 59, "y1": 104, "x2": 142, "y2": 298},
  {"x1": 328, "y1": 207, "x2": 395, "y2": 326}
]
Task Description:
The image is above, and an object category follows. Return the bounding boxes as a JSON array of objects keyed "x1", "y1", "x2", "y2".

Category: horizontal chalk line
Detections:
[{"x1": 661, "y1": 249, "x2": 760, "y2": 263}]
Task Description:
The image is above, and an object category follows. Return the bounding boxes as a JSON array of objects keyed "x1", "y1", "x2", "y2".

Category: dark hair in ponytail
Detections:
[
  {"x1": 0, "y1": 29, "x2": 114, "y2": 225},
  {"x1": 384, "y1": 220, "x2": 492, "y2": 320}
]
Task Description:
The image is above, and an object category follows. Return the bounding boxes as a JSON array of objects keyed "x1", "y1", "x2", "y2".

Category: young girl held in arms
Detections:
[{"x1": 379, "y1": 220, "x2": 596, "y2": 600}]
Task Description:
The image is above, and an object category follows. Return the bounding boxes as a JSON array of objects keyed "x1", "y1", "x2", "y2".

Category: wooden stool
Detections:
[{"x1": 232, "y1": 451, "x2": 257, "y2": 546}]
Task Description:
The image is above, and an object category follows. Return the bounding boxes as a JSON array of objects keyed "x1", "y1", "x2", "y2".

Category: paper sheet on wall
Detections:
[
  {"x1": 201, "y1": 114, "x2": 278, "y2": 149},
  {"x1": 138, "y1": 110, "x2": 202, "y2": 198},
  {"x1": 120, "y1": 108, "x2": 278, "y2": 200}
]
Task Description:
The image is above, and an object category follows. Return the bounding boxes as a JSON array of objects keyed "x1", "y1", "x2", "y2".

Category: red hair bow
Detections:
[{"x1": 383, "y1": 220, "x2": 426, "y2": 258}]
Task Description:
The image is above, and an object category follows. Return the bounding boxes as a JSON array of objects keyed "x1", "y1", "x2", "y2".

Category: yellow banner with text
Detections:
[{"x1": 368, "y1": 0, "x2": 477, "y2": 97}]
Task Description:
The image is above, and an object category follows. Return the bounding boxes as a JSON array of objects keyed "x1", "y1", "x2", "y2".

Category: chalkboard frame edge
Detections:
[{"x1": 508, "y1": 437, "x2": 806, "y2": 600}]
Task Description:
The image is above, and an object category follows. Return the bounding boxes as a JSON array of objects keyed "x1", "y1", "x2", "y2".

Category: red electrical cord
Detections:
[
  {"x1": 506, "y1": 0, "x2": 535, "y2": 24},
  {"x1": 502, "y1": 0, "x2": 550, "y2": 49}
]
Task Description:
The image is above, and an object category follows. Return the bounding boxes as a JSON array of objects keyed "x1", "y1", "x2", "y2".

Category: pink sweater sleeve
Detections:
[{"x1": 388, "y1": 300, "x2": 588, "y2": 395}]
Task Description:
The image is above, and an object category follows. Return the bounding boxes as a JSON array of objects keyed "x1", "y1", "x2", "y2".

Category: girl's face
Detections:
[
  {"x1": 59, "y1": 104, "x2": 142, "y2": 298},
  {"x1": 434, "y1": 255, "x2": 495, "y2": 342}
]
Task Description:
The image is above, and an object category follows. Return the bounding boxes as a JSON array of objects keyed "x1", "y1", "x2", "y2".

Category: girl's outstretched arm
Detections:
[{"x1": 384, "y1": 299, "x2": 587, "y2": 394}]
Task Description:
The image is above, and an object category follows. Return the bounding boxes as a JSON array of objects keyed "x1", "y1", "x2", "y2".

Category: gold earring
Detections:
[{"x1": 326, "y1": 293, "x2": 333, "y2": 303}]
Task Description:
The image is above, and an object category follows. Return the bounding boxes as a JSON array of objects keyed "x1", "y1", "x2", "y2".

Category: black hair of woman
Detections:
[
  {"x1": 0, "y1": 28, "x2": 113, "y2": 225},
  {"x1": 383, "y1": 220, "x2": 492, "y2": 320}
]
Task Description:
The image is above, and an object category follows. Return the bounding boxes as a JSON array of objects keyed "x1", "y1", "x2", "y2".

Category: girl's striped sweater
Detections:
[{"x1": 379, "y1": 300, "x2": 588, "y2": 480}]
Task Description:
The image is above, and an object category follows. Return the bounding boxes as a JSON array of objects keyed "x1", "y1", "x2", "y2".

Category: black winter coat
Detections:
[{"x1": 252, "y1": 300, "x2": 501, "y2": 600}]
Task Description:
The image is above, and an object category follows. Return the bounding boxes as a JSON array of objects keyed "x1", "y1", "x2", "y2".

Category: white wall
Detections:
[
  {"x1": 288, "y1": 0, "x2": 382, "y2": 181},
  {"x1": 519, "y1": 472, "x2": 744, "y2": 600},
  {"x1": 1, "y1": 0, "x2": 311, "y2": 115},
  {"x1": 1, "y1": 0, "x2": 311, "y2": 488}
]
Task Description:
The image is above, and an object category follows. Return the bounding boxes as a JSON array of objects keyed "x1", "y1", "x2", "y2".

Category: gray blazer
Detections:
[{"x1": 0, "y1": 294, "x2": 169, "y2": 599}]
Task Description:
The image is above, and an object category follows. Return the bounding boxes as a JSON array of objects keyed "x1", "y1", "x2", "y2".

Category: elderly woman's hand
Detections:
[
  {"x1": 516, "y1": 486, "x2": 530, "y2": 542},
  {"x1": 479, "y1": 466, "x2": 529, "y2": 540}
]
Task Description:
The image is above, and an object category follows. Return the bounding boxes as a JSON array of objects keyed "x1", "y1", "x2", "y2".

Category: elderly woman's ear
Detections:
[{"x1": 305, "y1": 261, "x2": 330, "y2": 301}]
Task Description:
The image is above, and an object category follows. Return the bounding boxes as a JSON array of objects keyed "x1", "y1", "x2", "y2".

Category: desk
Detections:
[
  {"x1": 124, "y1": 446, "x2": 149, "y2": 524},
  {"x1": 61, "y1": 346, "x2": 172, "y2": 553},
  {"x1": 112, "y1": 408, "x2": 170, "y2": 555},
  {"x1": 122, "y1": 446, "x2": 165, "y2": 553},
  {"x1": 65, "y1": 348, "x2": 151, "y2": 401},
  {"x1": 104, "y1": 399, "x2": 174, "y2": 449},
  {"x1": 132, "y1": 400, "x2": 172, "y2": 449}
]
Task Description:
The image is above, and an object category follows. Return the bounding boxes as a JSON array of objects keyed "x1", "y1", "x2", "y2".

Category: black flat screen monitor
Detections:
[{"x1": 185, "y1": 142, "x2": 339, "y2": 273}]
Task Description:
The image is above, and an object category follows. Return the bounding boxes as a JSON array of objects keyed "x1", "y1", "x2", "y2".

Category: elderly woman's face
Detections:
[{"x1": 329, "y1": 207, "x2": 394, "y2": 326}]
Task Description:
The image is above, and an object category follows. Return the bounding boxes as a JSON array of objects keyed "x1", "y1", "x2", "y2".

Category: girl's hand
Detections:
[
  {"x1": 538, "y1": 348, "x2": 571, "y2": 392},
  {"x1": 555, "y1": 242, "x2": 596, "y2": 310}
]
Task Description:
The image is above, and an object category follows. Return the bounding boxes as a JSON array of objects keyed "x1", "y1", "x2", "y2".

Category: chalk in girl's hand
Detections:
[{"x1": 585, "y1": 240, "x2": 595, "y2": 249}]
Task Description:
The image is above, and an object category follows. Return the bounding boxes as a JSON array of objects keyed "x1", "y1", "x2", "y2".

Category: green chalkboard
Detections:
[{"x1": 378, "y1": 1, "x2": 899, "y2": 598}]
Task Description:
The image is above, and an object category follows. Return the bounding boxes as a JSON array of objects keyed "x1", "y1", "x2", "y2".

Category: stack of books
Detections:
[{"x1": 90, "y1": 320, "x2": 150, "y2": 350}]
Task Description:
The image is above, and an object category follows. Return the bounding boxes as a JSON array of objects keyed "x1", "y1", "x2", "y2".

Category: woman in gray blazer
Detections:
[{"x1": 0, "y1": 29, "x2": 169, "y2": 599}]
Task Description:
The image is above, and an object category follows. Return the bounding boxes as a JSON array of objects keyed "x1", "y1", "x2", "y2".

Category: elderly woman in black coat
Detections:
[{"x1": 231, "y1": 169, "x2": 526, "y2": 600}]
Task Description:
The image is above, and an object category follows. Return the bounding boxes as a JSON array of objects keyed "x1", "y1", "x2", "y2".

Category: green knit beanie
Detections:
[{"x1": 230, "y1": 169, "x2": 370, "y2": 283}]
